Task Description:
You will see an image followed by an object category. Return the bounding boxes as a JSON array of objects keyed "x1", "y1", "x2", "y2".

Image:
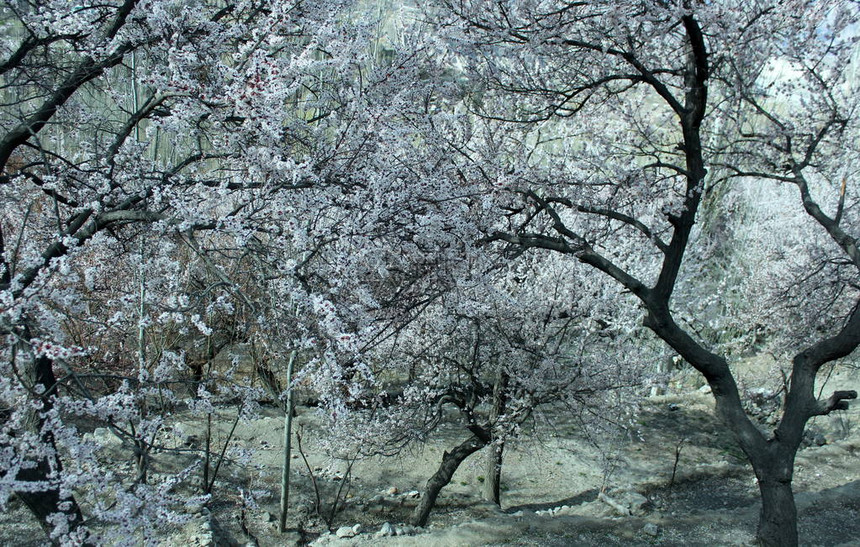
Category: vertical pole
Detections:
[{"x1": 278, "y1": 350, "x2": 297, "y2": 533}]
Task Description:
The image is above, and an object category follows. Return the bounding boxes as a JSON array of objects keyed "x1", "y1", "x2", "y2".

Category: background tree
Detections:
[{"x1": 0, "y1": 0, "x2": 413, "y2": 542}]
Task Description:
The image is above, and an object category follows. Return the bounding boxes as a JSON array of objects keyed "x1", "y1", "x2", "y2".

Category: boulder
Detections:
[
  {"x1": 643, "y1": 522, "x2": 660, "y2": 537},
  {"x1": 376, "y1": 522, "x2": 394, "y2": 537},
  {"x1": 335, "y1": 526, "x2": 356, "y2": 538}
]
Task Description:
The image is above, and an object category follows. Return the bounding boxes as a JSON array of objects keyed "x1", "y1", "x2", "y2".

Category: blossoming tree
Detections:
[{"x1": 431, "y1": 1, "x2": 860, "y2": 544}]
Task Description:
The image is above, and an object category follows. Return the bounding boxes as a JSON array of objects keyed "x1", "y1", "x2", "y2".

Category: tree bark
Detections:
[
  {"x1": 410, "y1": 435, "x2": 487, "y2": 527},
  {"x1": 755, "y1": 475, "x2": 798, "y2": 547},
  {"x1": 483, "y1": 373, "x2": 508, "y2": 506},
  {"x1": 15, "y1": 461, "x2": 86, "y2": 544},
  {"x1": 483, "y1": 440, "x2": 504, "y2": 506},
  {"x1": 15, "y1": 355, "x2": 89, "y2": 545},
  {"x1": 278, "y1": 350, "x2": 296, "y2": 533}
]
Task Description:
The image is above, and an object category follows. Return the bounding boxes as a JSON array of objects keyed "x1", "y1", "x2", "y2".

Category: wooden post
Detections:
[{"x1": 278, "y1": 350, "x2": 297, "y2": 533}]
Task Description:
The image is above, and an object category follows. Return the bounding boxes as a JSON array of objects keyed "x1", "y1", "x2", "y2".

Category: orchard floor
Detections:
[{"x1": 3, "y1": 360, "x2": 859, "y2": 546}]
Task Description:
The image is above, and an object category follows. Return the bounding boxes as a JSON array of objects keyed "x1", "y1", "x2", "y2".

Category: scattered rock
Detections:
[
  {"x1": 335, "y1": 526, "x2": 356, "y2": 538},
  {"x1": 550, "y1": 504, "x2": 575, "y2": 517},
  {"x1": 387, "y1": 486, "x2": 399, "y2": 496},
  {"x1": 649, "y1": 385, "x2": 665, "y2": 397},
  {"x1": 618, "y1": 491, "x2": 649, "y2": 516},
  {"x1": 698, "y1": 384, "x2": 712, "y2": 394},
  {"x1": 352, "y1": 523, "x2": 363, "y2": 535},
  {"x1": 376, "y1": 521, "x2": 394, "y2": 537},
  {"x1": 803, "y1": 427, "x2": 828, "y2": 447},
  {"x1": 598, "y1": 492, "x2": 630, "y2": 516},
  {"x1": 643, "y1": 522, "x2": 660, "y2": 537},
  {"x1": 404, "y1": 490, "x2": 420, "y2": 499},
  {"x1": 393, "y1": 524, "x2": 420, "y2": 536}
]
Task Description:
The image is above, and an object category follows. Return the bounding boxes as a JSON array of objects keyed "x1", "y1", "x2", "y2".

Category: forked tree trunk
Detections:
[{"x1": 410, "y1": 435, "x2": 487, "y2": 527}]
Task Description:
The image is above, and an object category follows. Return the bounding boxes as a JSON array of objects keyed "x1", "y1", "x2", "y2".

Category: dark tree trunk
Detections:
[
  {"x1": 483, "y1": 373, "x2": 508, "y2": 506},
  {"x1": 756, "y1": 476, "x2": 798, "y2": 547},
  {"x1": 746, "y1": 425, "x2": 802, "y2": 547},
  {"x1": 15, "y1": 355, "x2": 90, "y2": 544},
  {"x1": 410, "y1": 435, "x2": 487, "y2": 527},
  {"x1": 15, "y1": 462, "x2": 85, "y2": 542}
]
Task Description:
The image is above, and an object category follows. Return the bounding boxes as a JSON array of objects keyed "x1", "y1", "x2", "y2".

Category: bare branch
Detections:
[{"x1": 814, "y1": 390, "x2": 858, "y2": 416}]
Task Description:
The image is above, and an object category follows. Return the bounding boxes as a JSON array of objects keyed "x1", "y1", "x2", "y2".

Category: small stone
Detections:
[
  {"x1": 621, "y1": 491, "x2": 649, "y2": 516},
  {"x1": 263, "y1": 511, "x2": 276, "y2": 522},
  {"x1": 377, "y1": 522, "x2": 394, "y2": 537},
  {"x1": 394, "y1": 525, "x2": 418, "y2": 536},
  {"x1": 510, "y1": 510, "x2": 524, "y2": 517},
  {"x1": 352, "y1": 523, "x2": 363, "y2": 534},
  {"x1": 698, "y1": 384, "x2": 712, "y2": 394},
  {"x1": 387, "y1": 486, "x2": 399, "y2": 496},
  {"x1": 667, "y1": 403, "x2": 680, "y2": 411},
  {"x1": 369, "y1": 494, "x2": 385, "y2": 504},
  {"x1": 335, "y1": 526, "x2": 356, "y2": 538},
  {"x1": 643, "y1": 523, "x2": 660, "y2": 537},
  {"x1": 405, "y1": 490, "x2": 420, "y2": 498}
]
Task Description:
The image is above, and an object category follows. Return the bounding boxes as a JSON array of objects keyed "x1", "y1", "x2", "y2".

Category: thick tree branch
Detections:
[
  {"x1": 558, "y1": 37, "x2": 685, "y2": 116},
  {"x1": 794, "y1": 172, "x2": 860, "y2": 270},
  {"x1": 795, "y1": 300, "x2": 860, "y2": 373},
  {"x1": 0, "y1": 1, "x2": 140, "y2": 171},
  {"x1": 814, "y1": 390, "x2": 857, "y2": 416},
  {"x1": 0, "y1": 33, "x2": 81, "y2": 76}
]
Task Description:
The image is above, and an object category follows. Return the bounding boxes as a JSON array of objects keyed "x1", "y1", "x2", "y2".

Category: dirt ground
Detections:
[{"x1": 2, "y1": 358, "x2": 859, "y2": 546}]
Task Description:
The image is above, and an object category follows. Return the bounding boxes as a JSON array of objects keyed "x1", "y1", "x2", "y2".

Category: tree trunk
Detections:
[
  {"x1": 16, "y1": 355, "x2": 89, "y2": 544},
  {"x1": 483, "y1": 372, "x2": 508, "y2": 506},
  {"x1": 15, "y1": 461, "x2": 86, "y2": 543},
  {"x1": 279, "y1": 350, "x2": 296, "y2": 533},
  {"x1": 483, "y1": 441, "x2": 504, "y2": 506},
  {"x1": 748, "y1": 443, "x2": 800, "y2": 547},
  {"x1": 410, "y1": 435, "x2": 486, "y2": 527},
  {"x1": 755, "y1": 476, "x2": 798, "y2": 547}
]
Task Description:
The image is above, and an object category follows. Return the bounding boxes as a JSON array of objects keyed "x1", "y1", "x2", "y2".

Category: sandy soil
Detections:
[{"x1": 2, "y1": 359, "x2": 859, "y2": 546}]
